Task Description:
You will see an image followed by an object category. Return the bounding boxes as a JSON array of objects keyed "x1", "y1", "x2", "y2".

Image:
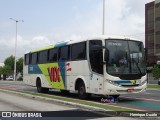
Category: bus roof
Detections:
[{"x1": 29, "y1": 35, "x2": 140, "y2": 53}]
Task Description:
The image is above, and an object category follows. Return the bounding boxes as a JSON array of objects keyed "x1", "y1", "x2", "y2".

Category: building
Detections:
[{"x1": 145, "y1": 0, "x2": 160, "y2": 66}]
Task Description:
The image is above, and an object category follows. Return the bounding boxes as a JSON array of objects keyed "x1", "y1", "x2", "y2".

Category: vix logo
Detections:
[
  {"x1": 47, "y1": 63, "x2": 71, "y2": 82},
  {"x1": 48, "y1": 67, "x2": 60, "y2": 82}
]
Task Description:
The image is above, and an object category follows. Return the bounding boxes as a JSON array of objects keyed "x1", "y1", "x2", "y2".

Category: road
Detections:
[
  {"x1": 0, "y1": 84, "x2": 145, "y2": 120},
  {"x1": 0, "y1": 91, "x2": 111, "y2": 120},
  {"x1": 0, "y1": 81, "x2": 160, "y2": 117}
]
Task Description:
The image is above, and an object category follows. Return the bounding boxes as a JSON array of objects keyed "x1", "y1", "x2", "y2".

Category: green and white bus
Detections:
[{"x1": 23, "y1": 36, "x2": 147, "y2": 99}]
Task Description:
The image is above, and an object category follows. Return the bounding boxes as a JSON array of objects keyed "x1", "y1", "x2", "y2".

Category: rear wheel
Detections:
[
  {"x1": 78, "y1": 82, "x2": 90, "y2": 99},
  {"x1": 36, "y1": 79, "x2": 49, "y2": 93}
]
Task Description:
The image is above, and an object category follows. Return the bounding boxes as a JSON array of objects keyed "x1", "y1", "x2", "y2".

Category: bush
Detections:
[{"x1": 152, "y1": 65, "x2": 160, "y2": 80}]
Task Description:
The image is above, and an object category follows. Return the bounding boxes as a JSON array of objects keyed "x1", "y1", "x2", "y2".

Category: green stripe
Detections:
[
  {"x1": 31, "y1": 45, "x2": 54, "y2": 53},
  {"x1": 122, "y1": 101, "x2": 160, "y2": 110}
]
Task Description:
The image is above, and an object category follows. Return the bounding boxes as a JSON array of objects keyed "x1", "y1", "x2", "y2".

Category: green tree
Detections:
[
  {"x1": 0, "y1": 66, "x2": 2, "y2": 80},
  {"x1": 1, "y1": 66, "x2": 12, "y2": 80},
  {"x1": 4, "y1": 55, "x2": 15, "y2": 71},
  {"x1": 152, "y1": 65, "x2": 160, "y2": 80},
  {"x1": 17, "y1": 57, "x2": 23, "y2": 74}
]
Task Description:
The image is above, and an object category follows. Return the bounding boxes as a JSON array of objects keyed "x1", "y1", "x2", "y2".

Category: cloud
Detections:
[
  {"x1": 0, "y1": 0, "x2": 154, "y2": 62},
  {"x1": 0, "y1": 35, "x2": 53, "y2": 62}
]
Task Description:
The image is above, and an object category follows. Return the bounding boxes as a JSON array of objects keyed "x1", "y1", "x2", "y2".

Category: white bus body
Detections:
[{"x1": 23, "y1": 36, "x2": 147, "y2": 98}]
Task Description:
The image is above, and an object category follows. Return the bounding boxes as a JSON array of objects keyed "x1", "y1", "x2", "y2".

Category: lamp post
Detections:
[
  {"x1": 102, "y1": 0, "x2": 105, "y2": 35},
  {"x1": 10, "y1": 18, "x2": 24, "y2": 80}
]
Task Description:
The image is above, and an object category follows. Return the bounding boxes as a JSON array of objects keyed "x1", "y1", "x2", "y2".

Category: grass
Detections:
[
  {"x1": 0, "y1": 88, "x2": 134, "y2": 112},
  {"x1": 147, "y1": 84, "x2": 160, "y2": 89}
]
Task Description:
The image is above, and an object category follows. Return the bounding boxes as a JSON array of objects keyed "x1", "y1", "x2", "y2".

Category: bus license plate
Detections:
[{"x1": 128, "y1": 88, "x2": 134, "y2": 92}]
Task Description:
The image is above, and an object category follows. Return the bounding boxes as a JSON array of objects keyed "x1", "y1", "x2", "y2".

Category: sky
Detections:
[{"x1": 0, "y1": 0, "x2": 154, "y2": 63}]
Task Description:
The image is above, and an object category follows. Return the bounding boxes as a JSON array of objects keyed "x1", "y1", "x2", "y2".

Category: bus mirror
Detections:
[{"x1": 105, "y1": 49, "x2": 109, "y2": 62}]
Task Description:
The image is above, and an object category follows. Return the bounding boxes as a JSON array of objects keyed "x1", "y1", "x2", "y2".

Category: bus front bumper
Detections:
[{"x1": 103, "y1": 81, "x2": 147, "y2": 95}]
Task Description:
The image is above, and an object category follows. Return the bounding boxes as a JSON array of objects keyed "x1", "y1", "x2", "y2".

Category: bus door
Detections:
[{"x1": 89, "y1": 40, "x2": 104, "y2": 94}]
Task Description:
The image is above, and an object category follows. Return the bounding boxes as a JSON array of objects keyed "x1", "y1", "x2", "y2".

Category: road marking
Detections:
[
  {"x1": 120, "y1": 96, "x2": 160, "y2": 102},
  {"x1": 0, "y1": 85, "x2": 33, "y2": 89},
  {"x1": 108, "y1": 104, "x2": 147, "y2": 111}
]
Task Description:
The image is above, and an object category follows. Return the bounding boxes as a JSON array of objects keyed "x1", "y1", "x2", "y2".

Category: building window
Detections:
[{"x1": 147, "y1": 8, "x2": 154, "y2": 29}]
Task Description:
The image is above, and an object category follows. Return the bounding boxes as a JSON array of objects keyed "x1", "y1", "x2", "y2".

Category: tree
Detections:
[
  {"x1": 1, "y1": 66, "x2": 12, "y2": 80},
  {"x1": 0, "y1": 66, "x2": 2, "y2": 80},
  {"x1": 4, "y1": 55, "x2": 15, "y2": 71},
  {"x1": 152, "y1": 65, "x2": 160, "y2": 80},
  {"x1": 17, "y1": 57, "x2": 23, "y2": 74}
]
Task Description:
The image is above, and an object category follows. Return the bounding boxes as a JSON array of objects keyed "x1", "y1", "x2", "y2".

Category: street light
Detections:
[
  {"x1": 102, "y1": 0, "x2": 105, "y2": 35},
  {"x1": 10, "y1": 18, "x2": 24, "y2": 80}
]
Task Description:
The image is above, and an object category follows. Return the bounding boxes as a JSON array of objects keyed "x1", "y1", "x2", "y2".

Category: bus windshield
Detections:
[{"x1": 106, "y1": 39, "x2": 146, "y2": 79}]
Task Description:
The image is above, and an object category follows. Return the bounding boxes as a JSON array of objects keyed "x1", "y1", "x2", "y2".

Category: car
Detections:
[
  {"x1": 158, "y1": 79, "x2": 160, "y2": 85},
  {"x1": 17, "y1": 76, "x2": 23, "y2": 81},
  {"x1": 6, "y1": 76, "x2": 13, "y2": 80}
]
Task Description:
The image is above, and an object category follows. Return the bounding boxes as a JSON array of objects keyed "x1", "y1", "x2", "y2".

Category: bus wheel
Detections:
[
  {"x1": 36, "y1": 79, "x2": 49, "y2": 93},
  {"x1": 78, "y1": 83, "x2": 90, "y2": 99}
]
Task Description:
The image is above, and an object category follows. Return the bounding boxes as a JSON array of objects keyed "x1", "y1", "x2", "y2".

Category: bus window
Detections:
[
  {"x1": 30, "y1": 52, "x2": 38, "y2": 64},
  {"x1": 71, "y1": 42, "x2": 86, "y2": 60},
  {"x1": 38, "y1": 50, "x2": 48, "y2": 64},
  {"x1": 49, "y1": 48, "x2": 58, "y2": 62},
  {"x1": 59, "y1": 46, "x2": 70, "y2": 61},
  {"x1": 25, "y1": 53, "x2": 30, "y2": 65},
  {"x1": 89, "y1": 40, "x2": 103, "y2": 74}
]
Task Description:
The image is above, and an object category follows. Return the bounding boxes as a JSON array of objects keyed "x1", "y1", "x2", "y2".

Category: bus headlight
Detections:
[
  {"x1": 140, "y1": 80, "x2": 147, "y2": 86},
  {"x1": 106, "y1": 79, "x2": 121, "y2": 87}
]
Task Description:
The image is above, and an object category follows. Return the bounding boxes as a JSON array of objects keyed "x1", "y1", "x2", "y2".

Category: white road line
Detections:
[{"x1": 120, "y1": 96, "x2": 160, "y2": 102}]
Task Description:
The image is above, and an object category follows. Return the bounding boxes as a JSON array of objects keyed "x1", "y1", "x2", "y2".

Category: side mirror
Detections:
[{"x1": 105, "y1": 49, "x2": 109, "y2": 62}]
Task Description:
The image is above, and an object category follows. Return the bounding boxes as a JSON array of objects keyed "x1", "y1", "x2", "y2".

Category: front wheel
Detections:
[
  {"x1": 36, "y1": 80, "x2": 49, "y2": 93},
  {"x1": 78, "y1": 83, "x2": 90, "y2": 99}
]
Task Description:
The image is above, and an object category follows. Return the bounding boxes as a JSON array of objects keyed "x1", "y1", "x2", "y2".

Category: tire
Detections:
[
  {"x1": 36, "y1": 80, "x2": 49, "y2": 93},
  {"x1": 78, "y1": 82, "x2": 90, "y2": 99}
]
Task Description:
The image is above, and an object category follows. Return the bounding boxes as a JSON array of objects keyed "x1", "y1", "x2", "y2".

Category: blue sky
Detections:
[{"x1": 0, "y1": 0, "x2": 153, "y2": 62}]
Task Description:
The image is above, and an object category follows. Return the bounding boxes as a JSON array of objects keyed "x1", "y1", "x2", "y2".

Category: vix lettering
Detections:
[{"x1": 47, "y1": 63, "x2": 71, "y2": 82}]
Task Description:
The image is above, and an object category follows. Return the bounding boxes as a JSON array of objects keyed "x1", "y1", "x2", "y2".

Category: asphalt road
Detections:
[
  {"x1": 0, "y1": 83, "x2": 144, "y2": 120},
  {"x1": 0, "y1": 91, "x2": 110, "y2": 120},
  {"x1": 0, "y1": 81, "x2": 160, "y2": 112}
]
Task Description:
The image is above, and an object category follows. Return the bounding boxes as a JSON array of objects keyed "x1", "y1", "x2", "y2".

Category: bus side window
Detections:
[
  {"x1": 59, "y1": 46, "x2": 70, "y2": 61},
  {"x1": 89, "y1": 40, "x2": 103, "y2": 74},
  {"x1": 48, "y1": 48, "x2": 58, "y2": 62},
  {"x1": 38, "y1": 50, "x2": 48, "y2": 64},
  {"x1": 30, "y1": 52, "x2": 38, "y2": 65},
  {"x1": 71, "y1": 42, "x2": 86, "y2": 60},
  {"x1": 25, "y1": 53, "x2": 30, "y2": 65}
]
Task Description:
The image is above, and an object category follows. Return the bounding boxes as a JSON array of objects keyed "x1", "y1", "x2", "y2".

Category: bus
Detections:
[{"x1": 23, "y1": 36, "x2": 147, "y2": 99}]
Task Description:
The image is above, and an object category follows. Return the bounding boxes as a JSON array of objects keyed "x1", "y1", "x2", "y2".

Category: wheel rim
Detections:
[{"x1": 79, "y1": 86, "x2": 85, "y2": 95}]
